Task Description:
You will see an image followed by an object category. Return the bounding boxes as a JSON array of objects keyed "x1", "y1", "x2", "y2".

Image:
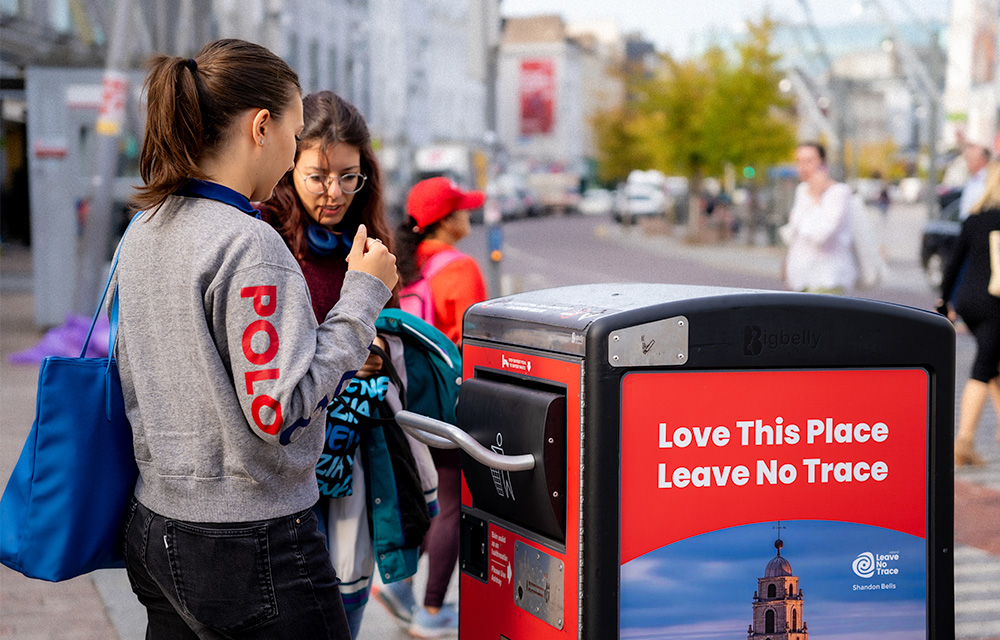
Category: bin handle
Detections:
[{"x1": 396, "y1": 410, "x2": 536, "y2": 472}]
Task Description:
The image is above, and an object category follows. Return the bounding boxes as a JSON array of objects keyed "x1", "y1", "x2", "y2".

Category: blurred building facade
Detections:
[
  {"x1": 0, "y1": 0, "x2": 500, "y2": 240},
  {"x1": 0, "y1": 0, "x2": 501, "y2": 325},
  {"x1": 496, "y1": 14, "x2": 626, "y2": 179},
  {"x1": 943, "y1": 0, "x2": 1000, "y2": 151},
  {"x1": 772, "y1": 19, "x2": 947, "y2": 179}
]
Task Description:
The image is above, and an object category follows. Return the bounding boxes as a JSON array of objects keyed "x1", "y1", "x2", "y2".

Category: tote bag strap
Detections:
[{"x1": 79, "y1": 212, "x2": 143, "y2": 358}]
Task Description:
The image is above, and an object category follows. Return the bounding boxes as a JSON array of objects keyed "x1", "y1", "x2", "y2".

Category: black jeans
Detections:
[{"x1": 123, "y1": 498, "x2": 349, "y2": 640}]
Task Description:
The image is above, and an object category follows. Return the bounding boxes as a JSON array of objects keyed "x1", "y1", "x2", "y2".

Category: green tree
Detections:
[
  {"x1": 591, "y1": 106, "x2": 644, "y2": 184},
  {"x1": 593, "y1": 16, "x2": 796, "y2": 238},
  {"x1": 703, "y1": 18, "x2": 796, "y2": 239},
  {"x1": 703, "y1": 18, "x2": 796, "y2": 174}
]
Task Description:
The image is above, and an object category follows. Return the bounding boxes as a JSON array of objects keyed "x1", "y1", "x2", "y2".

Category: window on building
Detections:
[
  {"x1": 767, "y1": 584, "x2": 776, "y2": 598},
  {"x1": 789, "y1": 583, "x2": 795, "y2": 595},
  {"x1": 328, "y1": 48, "x2": 338, "y2": 92},
  {"x1": 346, "y1": 56, "x2": 355, "y2": 103},
  {"x1": 308, "y1": 40, "x2": 319, "y2": 92},
  {"x1": 765, "y1": 610, "x2": 775, "y2": 633},
  {"x1": 792, "y1": 609, "x2": 798, "y2": 630},
  {"x1": 287, "y1": 33, "x2": 299, "y2": 72},
  {"x1": 50, "y1": 0, "x2": 71, "y2": 33}
]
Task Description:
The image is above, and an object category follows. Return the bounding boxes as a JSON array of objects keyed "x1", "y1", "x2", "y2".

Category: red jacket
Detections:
[{"x1": 416, "y1": 239, "x2": 487, "y2": 346}]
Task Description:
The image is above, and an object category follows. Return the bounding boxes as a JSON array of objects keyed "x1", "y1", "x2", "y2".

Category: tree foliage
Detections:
[{"x1": 593, "y1": 16, "x2": 796, "y2": 190}]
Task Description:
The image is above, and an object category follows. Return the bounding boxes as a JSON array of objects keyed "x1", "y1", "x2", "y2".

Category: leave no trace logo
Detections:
[{"x1": 852, "y1": 552, "x2": 876, "y2": 578}]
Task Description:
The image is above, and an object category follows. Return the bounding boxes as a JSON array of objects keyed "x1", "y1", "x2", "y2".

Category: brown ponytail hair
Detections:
[
  {"x1": 263, "y1": 91, "x2": 392, "y2": 259},
  {"x1": 394, "y1": 218, "x2": 441, "y2": 286},
  {"x1": 134, "y1": 39, "x2": 301, "y2": 212}
]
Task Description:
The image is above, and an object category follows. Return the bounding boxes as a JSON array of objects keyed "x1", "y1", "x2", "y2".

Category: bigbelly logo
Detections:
[{"x1": 744, "y1": 325, "x2": 821, "y2": 356}]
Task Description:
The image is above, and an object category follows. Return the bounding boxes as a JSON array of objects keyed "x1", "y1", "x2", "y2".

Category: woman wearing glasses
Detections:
[
  {"x1": 259, "y1": 91, "x2": 435, "y2": 639},
  {"x1": 261, "y1": 91, "x2": 389, "y2": 320}
]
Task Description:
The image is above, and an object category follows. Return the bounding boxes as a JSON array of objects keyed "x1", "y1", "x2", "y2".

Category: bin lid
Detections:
[{"x1": 464, "y1": 282, "x2": 763, "y2": 355}]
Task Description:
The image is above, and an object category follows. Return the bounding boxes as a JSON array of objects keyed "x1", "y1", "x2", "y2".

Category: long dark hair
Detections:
[
  {"x1": 134, "y1": 39, "x2": 301, "y2": 212},
  {"x1": 263, "y1": 91, "x2": 392, "y2": 260},
  {"x1": 395, "y1": 218, "x2": 442, "y2": 286}
]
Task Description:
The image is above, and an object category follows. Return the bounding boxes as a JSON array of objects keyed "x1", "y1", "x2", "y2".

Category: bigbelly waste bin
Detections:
[{"x1": 397, "y1": 283, "x2": 955, "y2": 640}]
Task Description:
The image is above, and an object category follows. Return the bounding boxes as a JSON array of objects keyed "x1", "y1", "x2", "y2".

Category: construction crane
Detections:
[
  {"x1": 791, "y1": 0, "x2": 852, "y2": 181},
  {"x1": 863, "y1": 0, "x2": 942, "y2": 221}
]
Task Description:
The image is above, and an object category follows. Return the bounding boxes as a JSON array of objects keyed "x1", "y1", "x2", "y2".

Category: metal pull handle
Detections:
[{"x1": 396, "y1": 410, "x2": 535, "y2": 472}]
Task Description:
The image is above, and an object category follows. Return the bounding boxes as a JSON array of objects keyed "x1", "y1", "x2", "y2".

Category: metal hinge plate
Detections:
[{"x1": 608, "y1": 315, "x2": 689, "y2": 367}]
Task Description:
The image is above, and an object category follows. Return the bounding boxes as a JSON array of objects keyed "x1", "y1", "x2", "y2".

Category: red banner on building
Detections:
[{"x1": 519, "y1": 59, "x2": 554, "y2": 136}]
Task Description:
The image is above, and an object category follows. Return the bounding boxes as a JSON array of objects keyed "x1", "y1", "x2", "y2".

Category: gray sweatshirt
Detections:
[{"x1": 115, "y1": 195, "x2": 391, "y2": 522}]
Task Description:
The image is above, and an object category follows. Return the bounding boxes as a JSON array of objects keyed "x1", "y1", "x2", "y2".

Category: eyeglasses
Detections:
[{"x1": 296, "y1": 169, "x2": 367, "y2": 195}]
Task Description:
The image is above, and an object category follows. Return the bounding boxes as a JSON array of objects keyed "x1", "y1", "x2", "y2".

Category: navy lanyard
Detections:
[{"x1": 176, "y1": 179, "x2": 258, "y2": 215}]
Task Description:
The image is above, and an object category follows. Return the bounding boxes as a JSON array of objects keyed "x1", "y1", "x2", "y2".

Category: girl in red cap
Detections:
[{"x1": 396, "y1": 177, "x2": 488, "y2": 346}]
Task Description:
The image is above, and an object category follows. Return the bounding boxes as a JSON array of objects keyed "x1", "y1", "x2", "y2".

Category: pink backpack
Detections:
[{"x1": 399, "y1": 249, "x2": 464, "y2": 323}]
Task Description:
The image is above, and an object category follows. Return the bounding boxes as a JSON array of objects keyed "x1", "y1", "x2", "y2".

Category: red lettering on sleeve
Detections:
[
  {"x1": 244, "y1": 368, "x2": 280, "y2": 395},
  {"x1": 241, "y1": 286, "x2": 277, "y2": 317},
  {"x1": 251, "y1": 395, "x2": 283, "y2": 435},
  {"x1": 242, "y1": 320, "x2": 279, "y2": 365},
  {"x1": 240, "y1": 286, "x2": 283, "y2": 436}
]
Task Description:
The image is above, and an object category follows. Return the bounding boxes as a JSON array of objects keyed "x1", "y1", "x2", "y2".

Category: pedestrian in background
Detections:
[
  {"x1": 395, "y1": 177, "x2": 488, "y2": 346},
  {"x1": 873, "y1": 170, "x2": 891, "y2": 219},
  {"x1": 374, "y1": 177, "x2": 487, "y2": 638},
  {"x1": 119, "y1": 40, "x2": 396, "y2": 639},
  {"x1": 938, "y1": 159, "x2": 1000, "y2": 467},
  {"x1": 260, "y1": 90, "x2": 434, "y2": 639},
  {"x1": 780, "y1": 141, "x2": 857, "y2": 295},
  {"x1": 960, "y1": 143, "x2": 991, "y2": 220}
]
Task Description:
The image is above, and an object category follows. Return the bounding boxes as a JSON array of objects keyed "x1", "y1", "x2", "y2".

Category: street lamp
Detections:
[{"x1": 482, "y1": 130, "x2": 503, "y2": 297}]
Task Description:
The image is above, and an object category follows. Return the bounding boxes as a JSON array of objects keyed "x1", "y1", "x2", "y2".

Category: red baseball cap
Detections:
[{"x1": 406, "y1": 177, "x2": 485, "y2": 231}]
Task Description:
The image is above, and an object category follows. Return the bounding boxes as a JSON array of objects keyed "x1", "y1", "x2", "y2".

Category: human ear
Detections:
[{"x1": 250, "y1": 109, "x2": 271, "y2": 147}]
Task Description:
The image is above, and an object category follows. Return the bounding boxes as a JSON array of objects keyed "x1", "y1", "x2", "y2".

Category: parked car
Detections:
[
  {"x1": 578, "y1": 187, "x2": 614, "y2": 216},
  {"x1": 920, "y1": 190, "x2": 962, "y2": 289},
  {"x1": 613, "y1": 185, "x2": 668, "y2": 223},
  {"x1": 613, "y1": 170, "x2": 669, "y2": 224},
  {"x1": 490, "y1": 173, "x2": 537, "y2": 221},
  {"x1": 897, "y1": 176, "x2": 924, "y2": 203},
  {"x1": 527, "y1": 170, "x2": 581, "y2": 214}
]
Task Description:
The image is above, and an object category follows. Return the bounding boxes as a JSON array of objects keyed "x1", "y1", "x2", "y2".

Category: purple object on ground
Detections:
[{"x1": 7, "y1": 314, "x2": 110, "y2": 364}]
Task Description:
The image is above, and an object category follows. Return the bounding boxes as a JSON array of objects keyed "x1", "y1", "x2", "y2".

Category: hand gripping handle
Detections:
[{"x1": 395, "y1": 410, "x2": 535, "y2": 472}]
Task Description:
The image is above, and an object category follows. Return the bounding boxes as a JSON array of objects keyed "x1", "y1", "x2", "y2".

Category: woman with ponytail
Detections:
[{"x1": 117, "y1": 39, "x2": 397, "y2": 639}]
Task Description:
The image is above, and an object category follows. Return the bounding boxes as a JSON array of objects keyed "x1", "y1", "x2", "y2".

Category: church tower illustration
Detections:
[{"x1": 748, "y1": 525, "x2": 808, "y2": 639}]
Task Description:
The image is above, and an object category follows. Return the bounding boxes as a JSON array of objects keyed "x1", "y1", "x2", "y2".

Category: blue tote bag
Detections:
[{"x1": 1, "y1": 231, "x2": 138, "y2": 582}]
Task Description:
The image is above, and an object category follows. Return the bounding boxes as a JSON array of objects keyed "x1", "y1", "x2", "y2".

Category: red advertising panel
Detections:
[
  {"x1": 459, "y1": 344, "x2": 581, "y2": 639},
  {"x1": 520, "y1": 59, "x2": 555, "y2": 136},
  {"x1": 621, "y1": 369, "x2": 928, "y2": 560},
  {"x1": 620, "y1": 368, "x2": 929, "y2": 639}
]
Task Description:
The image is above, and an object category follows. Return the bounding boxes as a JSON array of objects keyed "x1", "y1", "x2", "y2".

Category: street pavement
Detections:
[{"x1": 1, "y1": 199, "x2": 998, "y2": 639}]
